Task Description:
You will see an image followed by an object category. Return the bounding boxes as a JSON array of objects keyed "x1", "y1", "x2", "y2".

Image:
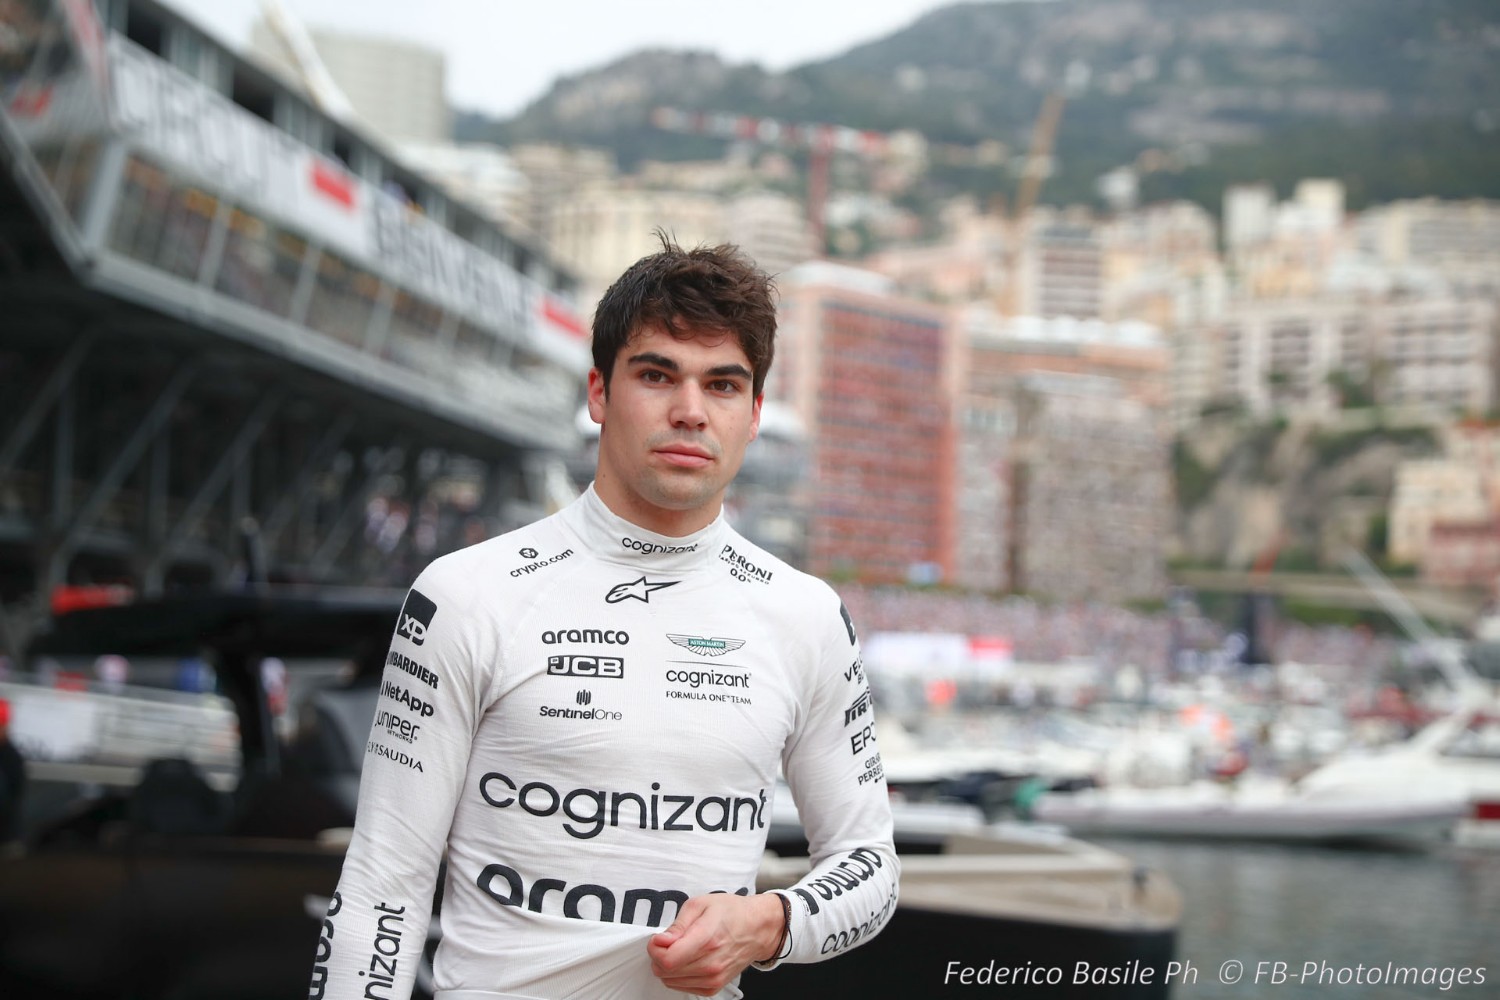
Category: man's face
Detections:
[{"x1": 587, "y1": 322, "x2": 761, "y2": 535}]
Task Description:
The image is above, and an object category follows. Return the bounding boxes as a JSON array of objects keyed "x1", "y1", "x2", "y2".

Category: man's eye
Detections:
[
  {"x1": 710, "y1": 380, "x2": 740, "y2": 393},
  {"x1": 642, "y1": 370, "x2": 668, "y2": 383}
]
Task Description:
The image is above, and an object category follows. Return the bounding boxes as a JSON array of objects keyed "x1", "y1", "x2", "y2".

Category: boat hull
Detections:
[{"x1": 742, "y1": 904, "x2": 1178, "y2": 999}]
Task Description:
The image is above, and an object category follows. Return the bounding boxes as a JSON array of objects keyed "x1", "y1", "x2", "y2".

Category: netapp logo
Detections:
[
  {"x1": 844, "y1": 689, "x2": 872, "y2": 726},
  {"x1": 543, "y1": 628, "x2": 630, "y2": 645},
  {"x1": 667, "y1": 634, "x2": 745, "y2": 657},
  {"x1": 622, "y1": 536, "x2": 698, "y2": 556},
  {"x1": 396, "y1": 589, "x2": 437, "y2": 645},
  {"x1": 381, "y1": 680, "x2": 435, "y2": 718},
  {"x1": 477, "y1": 771, "x2": 767, "y2": 840},
  {"x1": 387, "y1": 650, "x2": 439, "y2": 689},
  {"x1": 475, "y1": 861, "x2": 750, "y2": 927},
  {"x1": 548, "y1": 654, "x2": 624, "y2": 678},
  {"x1": 719, "y1": 544, "x2": 773, "y2": 584},
  {"x1": 511, "y1": 548, "x2": 574, "y2": 577}
]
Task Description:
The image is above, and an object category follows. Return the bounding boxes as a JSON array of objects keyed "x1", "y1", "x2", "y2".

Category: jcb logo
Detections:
[
  {"x1": 548, "y1": 655, "x2": 624, "y2": 679},
  {"x1": 396, "y1": 590, "x2": 438, "y2": 646}
]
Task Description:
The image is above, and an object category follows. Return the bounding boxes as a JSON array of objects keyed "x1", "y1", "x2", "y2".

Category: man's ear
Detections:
[
  {"x1": 748, "y1": 394, "x2": 763, "y2": 443},
  {"x1": 587, "y1": 368, "x2": 607, "y2": 425}
]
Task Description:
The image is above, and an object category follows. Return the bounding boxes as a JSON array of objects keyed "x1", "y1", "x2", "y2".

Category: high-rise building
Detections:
[
  {"x1": 1008, "y1": 372, "x2": 1171, "y2": 603},
  {"x1": 953, "y1": 312, "x2": 1171, "y2": 599},
  {"x1": 724, "y1": 191, "x2": 817, "y2": 279},
  {"x1": 774, "y1": 263, "x2": 954, "y2": 583},
  {"x1": 1016, "y1": 209, "x2": 1105, "y2": 319},
  {"x1": 249, "y1": 21, "x2": 449, "y2": 145}
]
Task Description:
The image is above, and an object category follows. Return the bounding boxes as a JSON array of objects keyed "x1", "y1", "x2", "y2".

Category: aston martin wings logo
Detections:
[
  {"x1": 605, "y1": 576, "x2": 680, "y2": 604},
  {"x1": 667, "y1": 634, "x2": 746, "y2": 657}
]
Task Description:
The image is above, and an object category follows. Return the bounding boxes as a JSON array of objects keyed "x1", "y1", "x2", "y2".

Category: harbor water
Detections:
[{"x1": 1090, "y1": 837, "x2": 1500, "y2": 999}]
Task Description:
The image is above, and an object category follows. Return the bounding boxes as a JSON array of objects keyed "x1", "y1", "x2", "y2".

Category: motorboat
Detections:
[
  {"x1": 1030, "y1": 776, "x2": 1467, "y2": 846},
  {"x1": 1295, "y1": 696, "x2": 1500, "y2": 848},
  {"x1": 750, "y1": 793, "x2": 1181, "y2": 999}
]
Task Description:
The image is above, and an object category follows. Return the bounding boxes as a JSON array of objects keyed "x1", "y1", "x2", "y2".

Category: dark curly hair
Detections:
[{"x1": 591, "y1": 231, "x2": 776, "y2": 397}]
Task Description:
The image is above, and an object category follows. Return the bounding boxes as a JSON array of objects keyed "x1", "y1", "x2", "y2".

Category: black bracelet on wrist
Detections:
[{"x1": 770, "y1": 892, "x2": 792, "y2": 961}]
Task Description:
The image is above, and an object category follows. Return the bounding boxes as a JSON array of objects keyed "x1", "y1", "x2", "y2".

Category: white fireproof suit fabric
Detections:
[{"x1": 309, "y1": 485, "x2": 899, "y2": 1000}]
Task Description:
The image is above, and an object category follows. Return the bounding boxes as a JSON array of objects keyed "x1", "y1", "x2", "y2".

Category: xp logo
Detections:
[
  {"x1": 397, "y1": 590, "x2": 438, "y2": 645},
  {"x1": 576, "y1": 690, "x2": 592, "y2": 706},
  {"x1": 549, "y1": 655, "x2": 624, "y2": 678},
  {"x1": 667, "y1": 635, "x2": 746, "y2": 658},
  {"x1": 606, "y1": 576, "x2": 679, "y2": 604},
  {"x1": 520, "y1": 547, "x2": 538, "y2": 559}
]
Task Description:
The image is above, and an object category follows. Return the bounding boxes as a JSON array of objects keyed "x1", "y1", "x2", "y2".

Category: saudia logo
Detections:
[
  {"x1": 606, "y1": 576, "x2": 679, "y2": 604},
  {"x1": 667, "y1": 634, "x2": 746, "y2": 658},
  {"x1": 396, "y1": 589, "x2": 437, "y2": 645}
]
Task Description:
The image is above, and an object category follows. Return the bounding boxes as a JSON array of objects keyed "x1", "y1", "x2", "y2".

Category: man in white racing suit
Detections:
[{"x1": 309, "y1": 237, "x2": 898, "y2": 1000}]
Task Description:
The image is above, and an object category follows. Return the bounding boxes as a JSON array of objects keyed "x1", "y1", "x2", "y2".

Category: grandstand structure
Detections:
[{"x1": 0, "y1": 0, "x2": 588, "y2": 634}]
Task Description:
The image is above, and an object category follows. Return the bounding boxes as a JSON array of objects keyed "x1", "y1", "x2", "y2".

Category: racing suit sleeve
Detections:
[
  {"x1": 759, "y1": 596, "x2": 899, "y2": 967},
  {"x1": 309, "y1": 566, "x2": 492, "y2": 1000}
]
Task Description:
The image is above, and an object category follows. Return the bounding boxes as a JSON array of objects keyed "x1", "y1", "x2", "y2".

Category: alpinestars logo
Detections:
[
  {"x1": 396, "y1": 589, "x2": 437, "y2": 645},
  {"x1": 667, "y1": 634, "x2": 746, "y2": 657},
  {"x1": 606, "y1": 576, "x2": 679, "y2": 604}
]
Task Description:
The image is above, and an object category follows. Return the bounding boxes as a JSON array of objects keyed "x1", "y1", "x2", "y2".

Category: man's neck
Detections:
[{"x1": 591, "y1": 477, "x2": 720, "y2": 538}]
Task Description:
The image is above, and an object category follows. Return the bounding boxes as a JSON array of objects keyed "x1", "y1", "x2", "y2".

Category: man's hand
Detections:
[{"x1": 646, "y1": 891, "x2": 785, "y2": 996}]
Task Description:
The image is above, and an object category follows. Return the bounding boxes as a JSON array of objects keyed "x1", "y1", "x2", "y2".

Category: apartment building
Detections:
[
  {"x1": 1016, "y1": 209, "x2": 1105, "y2": 319},
  {"x1": 547, "y1": 185, "x2": 727, "y2": 312},
  {"x1": 1210, "y1": 295, "x2": 1495, "y2": 420},
  {"x1": 774, "y1": 263, "x2": 954, "y2": 583},
  {"x1": 952, "y1": 312, "x2": 1171, "y2": 598},
  {"x1": 1010, "y1": 372, "x2": 1171, "y2": 603}
]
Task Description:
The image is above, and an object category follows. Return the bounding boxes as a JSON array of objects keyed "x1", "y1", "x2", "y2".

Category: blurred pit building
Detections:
[{"x1": 0, "y1": 0, "x2": 590, "y2": 622}]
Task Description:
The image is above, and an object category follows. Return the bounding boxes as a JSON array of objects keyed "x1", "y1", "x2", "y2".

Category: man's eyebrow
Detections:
[
  {"x1": 625, "y1": 351, "x2": 679, "y2": 371},
  {"x1": 625, "y1": 353, "x2": 752, "y2": 381}
]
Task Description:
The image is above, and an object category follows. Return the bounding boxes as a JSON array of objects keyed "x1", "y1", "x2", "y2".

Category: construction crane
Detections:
[
  {"x1": 649, "y1": 107, "x2": 897, "y2": 253},
  {"x1": 995, "y1": 89, "x2": 1066, "y2": 316}
]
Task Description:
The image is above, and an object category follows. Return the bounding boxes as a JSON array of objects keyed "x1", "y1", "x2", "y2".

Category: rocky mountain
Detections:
[{"x1": 458, "y1": 0, "x2": 1500, "y2": 211}]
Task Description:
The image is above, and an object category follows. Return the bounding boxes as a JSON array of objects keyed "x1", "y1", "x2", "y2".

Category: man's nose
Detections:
[{"x1": 670, "y1": 383, "x2": 709, "y2": 428}]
